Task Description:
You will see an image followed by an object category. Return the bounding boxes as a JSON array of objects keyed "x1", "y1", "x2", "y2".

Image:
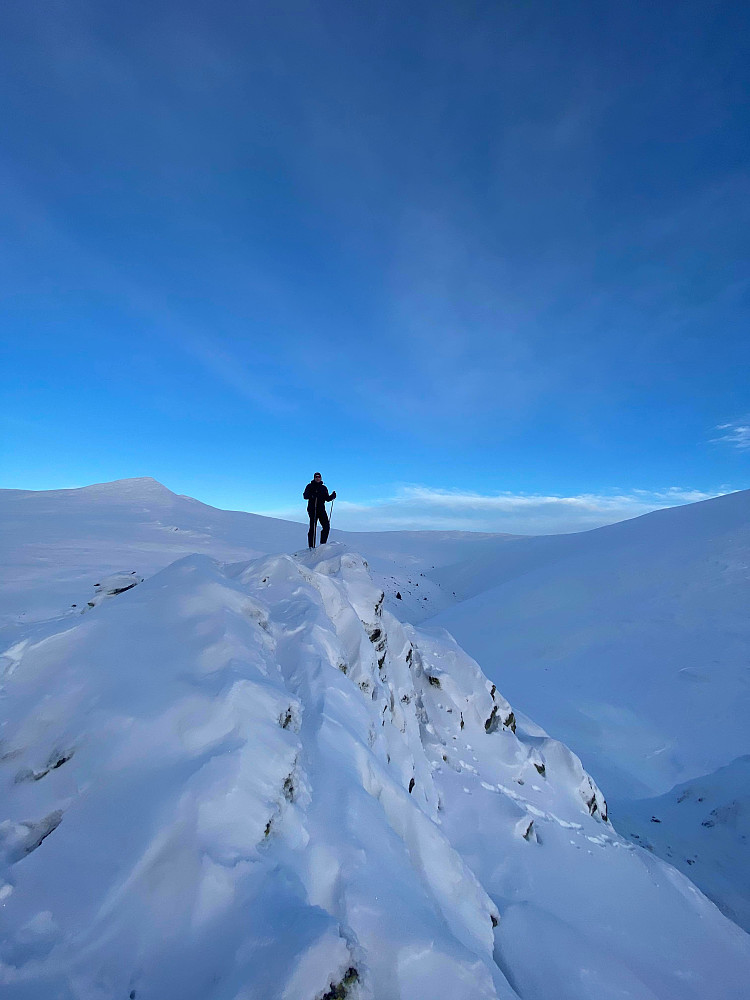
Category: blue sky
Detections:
[{"x1": 1, "y1": 0, "x2": 748, "y2": 533}]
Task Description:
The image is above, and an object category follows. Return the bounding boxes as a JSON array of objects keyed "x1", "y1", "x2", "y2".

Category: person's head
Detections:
[{"x1": 313, "y1": 472, "x2": 322, "y2": 482}]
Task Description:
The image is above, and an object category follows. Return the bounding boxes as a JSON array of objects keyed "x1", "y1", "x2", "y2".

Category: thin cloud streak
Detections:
[
  {"x1": 258, "y1": 485, "x2": 727, "y2": 535},
  {"x1": 0, "y1": 165, "x2": 298, "y2": 417},
  {"x1": 713, "y1": 422, "x2": 750, "y2": 451}
]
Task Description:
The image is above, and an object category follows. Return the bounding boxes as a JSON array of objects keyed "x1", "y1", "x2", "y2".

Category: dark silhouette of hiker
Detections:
[{"x1": 304, "y1": 472, "x2": 336, "y2": 548}]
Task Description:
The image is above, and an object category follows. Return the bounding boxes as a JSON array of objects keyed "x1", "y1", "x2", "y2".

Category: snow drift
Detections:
[
  {"x1": 1, "y1": 543, "x2": 748, "y2": 999},
  {"x1": 424, "y1": 488, "x2": 750, "y2": 931}
]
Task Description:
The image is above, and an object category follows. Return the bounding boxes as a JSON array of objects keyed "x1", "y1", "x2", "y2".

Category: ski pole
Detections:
[
  {"x1": 329, "y1": 498, "x2": 335, "y2": 534},
  {"x1": 313, "y1": 495, "x2": 318, "y2": 548}
]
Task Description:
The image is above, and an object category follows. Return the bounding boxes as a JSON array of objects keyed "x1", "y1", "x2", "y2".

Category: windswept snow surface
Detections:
[
  {"x1": 610, "y1": 756, "x2": 750, "y2": 934},
  {"x1": 1, "y1": 543, "x2": 749, "y2": 999},
  {"x1": 425, "y1": 488, "x2": 750, "y2": 931},
  {"x1": 0, "y1": 478, "x2": 508, "y2": 631},
  {"x1": 428, "y1": 490, "x2": 750, "y2": 797},
  {"x1": 0, "y1": 478, "x2": 304, "y2": 628}
]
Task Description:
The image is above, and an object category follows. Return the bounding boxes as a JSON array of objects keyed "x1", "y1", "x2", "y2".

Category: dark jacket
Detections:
[{"x1": 304, "y1": 480, "x2": 335, "y2": 513}]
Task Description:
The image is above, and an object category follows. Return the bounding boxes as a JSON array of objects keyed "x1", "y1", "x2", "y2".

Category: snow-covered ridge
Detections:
[
  {"x1": 2, "y1": 477, "x2": 179, "y2": 506},
  {"x1": 1, "y1": 544, "x2": 748, "y2": 999}
]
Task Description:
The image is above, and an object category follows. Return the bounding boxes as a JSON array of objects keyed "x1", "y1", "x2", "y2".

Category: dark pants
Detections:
[{"x1": 308, "y1": 506, "x2": 330, "y2": 547}]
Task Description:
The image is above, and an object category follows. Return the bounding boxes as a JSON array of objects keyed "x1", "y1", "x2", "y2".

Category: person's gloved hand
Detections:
[{"x1": 331, "y1": 491, "x2": 337, "y2": 500}]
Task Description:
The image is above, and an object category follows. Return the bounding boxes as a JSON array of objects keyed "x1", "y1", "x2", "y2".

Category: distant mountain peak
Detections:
[
  {"x1": 76, "y1": 477, "x2": 178, "y2": 500},
  {"x1": 86, "y1": 476, "x2": 170, "y2": 489}
]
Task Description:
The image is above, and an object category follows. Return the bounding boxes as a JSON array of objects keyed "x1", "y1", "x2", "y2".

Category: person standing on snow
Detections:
[{"x1": 304, "y1": 472, "x2": 336, "y2": 548}]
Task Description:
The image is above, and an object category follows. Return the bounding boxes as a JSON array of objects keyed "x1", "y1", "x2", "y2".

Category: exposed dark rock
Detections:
[
  {"x1": 283, "y1": 774, "x2": 295, "y2": 802},
  {"x1": 51, "y1": 751, "x2": 73, "y2": 769},
  {"x1": 321, "y1": 967, "x2": 359, "y2": 999},
  {"x1": 408, "y1": 777, "x2": 415, "y2": 793},
  {"x1": 583, "y1": 790, "x2": 608, "y2": 822},
  {"x1": 15, "y1": 750, "x2": 74, "y2": 784},
  {"x1": 11, "y1": 810, "x2": 63, "y2": 861}
]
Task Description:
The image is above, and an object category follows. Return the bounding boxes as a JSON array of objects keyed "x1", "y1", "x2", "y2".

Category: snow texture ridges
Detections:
[{"x1": 0, "y1": 543, "x2": 748, "y2": 999}]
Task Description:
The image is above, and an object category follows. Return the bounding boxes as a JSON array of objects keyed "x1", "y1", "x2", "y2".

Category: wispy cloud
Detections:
[
  {"x1": 713, "y1": 421, "x2": 750, "y2": 451},
  {"x1": 0, "y1": 160, "x2": 302, "y2": 416},
  {"x1": 258, "y1": 485, "x2": 726, "y2": 535}
]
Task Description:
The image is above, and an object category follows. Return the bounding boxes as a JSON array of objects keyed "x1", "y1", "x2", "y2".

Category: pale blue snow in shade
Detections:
[{"x1": 2, "y1": 479, "x2": 750, "y2": 997}]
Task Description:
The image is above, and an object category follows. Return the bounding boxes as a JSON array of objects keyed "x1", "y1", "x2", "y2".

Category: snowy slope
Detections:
[
  {"x1": 610, "y1": 756, "x2": 750, "y2": 933},
  {"x1": 0, "y1": 478, "x2": 303, "y2": 628},
  {"x1": 427, "y1": 489, "x2": 750, "y2": 931},
  {"x1": 2, "y1": 543, "x2": 748, "y2": 999},
  {"x1": 428, "y1": 489, "x2": 750, "y2": 798},
  {"x1": 0, "y1": 478, "x2": 509, "y2": 631}
]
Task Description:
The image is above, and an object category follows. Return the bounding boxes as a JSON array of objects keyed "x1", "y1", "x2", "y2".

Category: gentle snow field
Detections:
[
  {"x1": 1, "y1": 479, "x2": 750, "y2": 998},
  {"x1": 426, "y1": 489, "x2": 750, "y2": 929}
]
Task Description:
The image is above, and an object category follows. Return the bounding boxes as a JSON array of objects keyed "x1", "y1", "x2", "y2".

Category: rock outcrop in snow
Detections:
[{"x1": 1, "y1": 544, "x2": 749, "y2": 999}]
